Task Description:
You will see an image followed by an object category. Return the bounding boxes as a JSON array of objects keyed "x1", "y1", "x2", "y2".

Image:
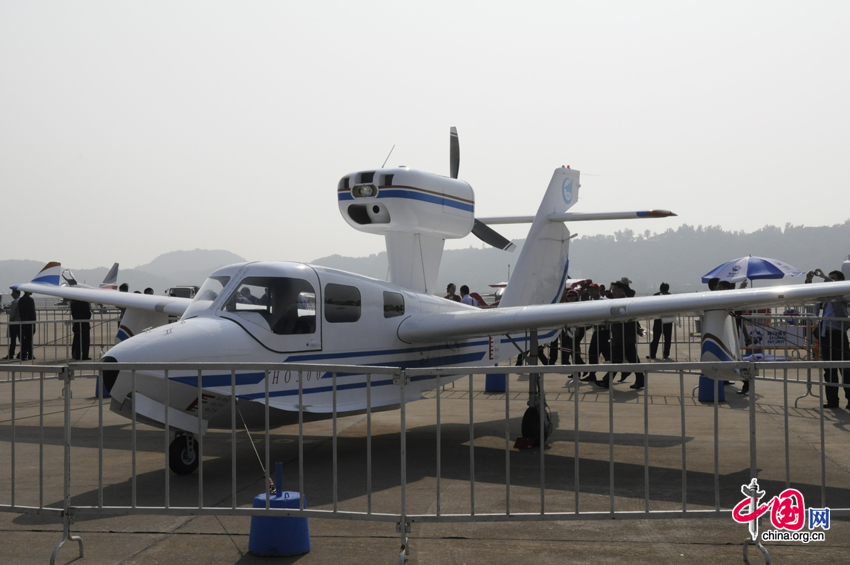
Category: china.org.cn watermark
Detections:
[{"x1": 733, "y1": 478, "x2": 829, "y2": 544}]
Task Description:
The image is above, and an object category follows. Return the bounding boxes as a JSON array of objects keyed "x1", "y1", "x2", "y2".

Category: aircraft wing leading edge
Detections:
[
  {"x1": 397, "y1": 282, "x2": 850, "y2": 343},
  {"x1": 12, "y1": 282, "x2": 191, "y2": 317}
]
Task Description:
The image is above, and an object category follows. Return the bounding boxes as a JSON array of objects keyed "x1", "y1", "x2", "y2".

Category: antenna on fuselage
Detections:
[{"x1": 381, "y1": 145, "x2": 396, "y2": 168}]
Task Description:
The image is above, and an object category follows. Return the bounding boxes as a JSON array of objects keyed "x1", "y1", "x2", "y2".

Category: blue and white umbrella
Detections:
[{"x1": 701, "y1": 255, "x2": 804, "y2": 283}]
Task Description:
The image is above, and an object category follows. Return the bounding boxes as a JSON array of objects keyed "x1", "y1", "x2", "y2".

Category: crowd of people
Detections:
[{"x1": 447, "y1": 265, "x2": 850, "y2": 402}]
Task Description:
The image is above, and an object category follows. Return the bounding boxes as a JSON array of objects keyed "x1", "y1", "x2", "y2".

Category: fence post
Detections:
[
  {"x1": 396, "y1": 370, "x2": 410, "y2": 559},
  {"x1": 742, "y1": 363, "x2": 770, "y2": 564},
  {"x1": 50, "y1": 366, "x2": 84, "y2": 565}
]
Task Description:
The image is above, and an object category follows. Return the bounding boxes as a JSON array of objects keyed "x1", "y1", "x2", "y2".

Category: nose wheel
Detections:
[{"x1": 169, "y1": 433, "x2": 199, "y2": 475}]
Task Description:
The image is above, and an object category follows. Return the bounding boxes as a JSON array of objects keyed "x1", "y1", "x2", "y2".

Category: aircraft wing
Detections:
[
  {"x1": 397, "y1": 281, "x2": 850, "y2": 342},
  {"x1": 12, "y1": 282, "x2": 191, "y2": 317}
]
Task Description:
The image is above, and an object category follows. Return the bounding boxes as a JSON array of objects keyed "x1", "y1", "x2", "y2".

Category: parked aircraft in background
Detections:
[
  {"x1": 13, "y1": 130, "x2": 850, "y2": 475},
  {"x1": 61, "y1": 262, "x2": 120, "y2": 291}
]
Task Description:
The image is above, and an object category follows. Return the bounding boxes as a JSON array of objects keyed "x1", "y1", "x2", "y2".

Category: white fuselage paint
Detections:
[{"x1": 105, "y1": 261, "x2": 557, "y2": 434}]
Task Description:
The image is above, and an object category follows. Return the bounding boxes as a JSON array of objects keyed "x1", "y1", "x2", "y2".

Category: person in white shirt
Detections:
[{"x1": 460, "y1": 285, "x2": 476, "y2": 306}]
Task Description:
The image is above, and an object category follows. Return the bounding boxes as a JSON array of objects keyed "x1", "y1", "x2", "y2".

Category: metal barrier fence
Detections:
[
  {"x1": 0, "y1": 307, "x2": 121, "y2": 369},
  {"x1": 2, "y1": 358, "x2": 850, "y2": 563}
]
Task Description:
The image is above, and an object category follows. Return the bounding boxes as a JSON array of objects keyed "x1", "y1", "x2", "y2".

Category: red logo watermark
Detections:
[{"x1": 733, "y1": 478, "x2": 829, "y2": 544}]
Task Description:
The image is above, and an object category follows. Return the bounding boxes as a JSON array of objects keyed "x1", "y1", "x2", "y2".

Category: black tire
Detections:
[
  {"x1": 169, "y1": 435, "x2": 199, "y2": 475},
  {"x1": 521, "y1": 406, "x2": 551, "y2": 442}
]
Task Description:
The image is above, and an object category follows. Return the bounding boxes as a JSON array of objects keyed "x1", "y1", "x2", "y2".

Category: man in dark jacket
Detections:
[
  {"x1": 3, "y1": 290, "x2": 21, "y2": 359},
  {"x1": 807, "y1": 268, "x2": 850, "y2": 408},
  {"x1": 17, "y1": 291, "x2": 36, "y2": 361},
  {"x1": 70, "y1": 300, "x2": 92, "y2": 361},
  {"x1": 649, "y1": 282, "x2": 673, "y2": 360},
  {"x1": 596, "y1": 281, "x2": 645, "y2": 389}
]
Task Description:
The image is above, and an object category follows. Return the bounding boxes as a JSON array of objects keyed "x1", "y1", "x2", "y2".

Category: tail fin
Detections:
[
  {"x1": 30, "y1": 262, "x2": 62, "y2": 286},
  {"x1": 100, "y1": 262, "x2": 119, "y2": 289},
  {"x1": 700, "y1": 310, "x2": 742, "y2": 379},
  {"x1": 499, "y1": 167, "x2": 580, "y2": 307}
]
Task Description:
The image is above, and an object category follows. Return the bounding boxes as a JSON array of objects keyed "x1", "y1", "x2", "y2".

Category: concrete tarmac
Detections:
[{"x1": 2, "y1": 363, "x2": 850, "y2": 564}]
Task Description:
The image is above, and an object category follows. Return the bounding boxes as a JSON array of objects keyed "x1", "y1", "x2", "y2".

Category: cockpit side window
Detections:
[
  {"x1": 223, "y1": 277, "x2": 316, "y2": 335},
  {"x1": 324, "y1": 283, "x2": 361, "y2": 323}
]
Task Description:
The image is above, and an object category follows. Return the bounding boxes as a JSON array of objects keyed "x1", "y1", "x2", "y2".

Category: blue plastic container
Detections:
[
  {"x1": 485, "y1": 373, "x2": 507, "y2": 392},
  {"x1": 248, "y1": 463, "x2": 310, "y2": 556},
  {"x1": 697, "y1": 375, "x2": 726, "y2": 403}
]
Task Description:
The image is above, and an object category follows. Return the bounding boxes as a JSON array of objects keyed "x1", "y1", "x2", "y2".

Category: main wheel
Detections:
[
  {"x1": 169, "y1": 435, "x2": 199, "y2": 475},
  {"x1": 521, "y1": 406, "x2": 552, "y2": 442}
]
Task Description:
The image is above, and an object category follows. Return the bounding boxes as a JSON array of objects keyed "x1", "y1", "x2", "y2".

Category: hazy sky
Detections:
[{"x1": 2, "y1": 2, "x2": 848, "y2": 270}]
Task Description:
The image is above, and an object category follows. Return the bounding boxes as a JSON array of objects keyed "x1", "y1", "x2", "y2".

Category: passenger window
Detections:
[
  {"x1": 223, "y1": 277, "x2": 316, "y2": 335},
  {"x1": 325, "y1": 284, "x2": 361, "y2": 323},
  {"x1": 383, "y1": 291, "x2": 404, "y2": 318}
]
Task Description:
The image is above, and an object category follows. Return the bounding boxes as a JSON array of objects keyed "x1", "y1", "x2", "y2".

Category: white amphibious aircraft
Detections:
[{"x1": 14, "y1": 129, "x2": 850, "y2": 474}]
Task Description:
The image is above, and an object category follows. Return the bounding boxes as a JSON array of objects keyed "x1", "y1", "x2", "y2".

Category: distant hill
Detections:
[
  {"x1": 134, "y1": 249, "x2": 246, "y2": 282},
  {"x1": 3, "y1": 224, "x2": 848, "y2": 303},
  {"x1": 314, "y1": 222, "x2": 850, "y2": 296}
]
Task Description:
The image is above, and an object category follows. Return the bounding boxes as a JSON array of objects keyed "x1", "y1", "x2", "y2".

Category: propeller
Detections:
[
  {"x1": 450, "y1": 127, "x2": 460, "y2": 179},
  {"x1": 450, "y1": 127, "x2": 516, "y2": 252},
  {"x1": 472, "y1": 220, "x2": 516, "y2": 252}
]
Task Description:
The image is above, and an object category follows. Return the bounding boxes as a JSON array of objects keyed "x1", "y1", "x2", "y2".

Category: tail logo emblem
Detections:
[{"x1": 562, "y1": 178, "x2": 573, "y2": 204}]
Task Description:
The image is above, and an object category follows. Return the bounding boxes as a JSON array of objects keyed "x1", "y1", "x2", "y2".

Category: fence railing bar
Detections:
[
  {"x1": 164, "y1": 369, "x2": 170, "y2": 510},
  {"x1": 333, "y1": 372, "x2": 338, "y2": 513},
  {"x1": 436, "y1": 372, "x2": 441, "y2": 517},
  {"x1": 264, "y1": 369, "x2": 270, "y2": 511},
  {"x1": 231, "y1": 370, "x2": 237, "y2": 510},
  {"x1": 713, "y1": 376, "x2": 719, "y2": 512},
  {"x1": 469, "y1": 373, "x2": 475, "y2": 517},
  {"x1": 39, "y1": 371, "x2": 44, "y2": 509},
  {"x1": 609, "y1": 371, "x2": 615, "y2": 516},
  {"x1": 784, "y1": 368, "x2": 790, "y2": 489},
  {"x1": 131, "y1": 369, "x2": 137, "y2": 510},
  {"x1": 680, "y1": 370, "x2": 687, "y2": 513},
  {"x1": 298, "y1": 371, "x2": 304, "y2": 511},
  {"x1": 818, "y1": 371, "x2": 826, "y2": 508},
  {"x1": 574, "y1": 369, "x2": 580, "y2": 515},
  {"x1": 198, "y1": 369, "x2": 204, "y2": 510},
  {"x1": 367, "y1": 372, "x2": 372, "y2": 515},
  {"x1": 505, "y1": 368, "x2": 511, "y2": 516},
  {"x1": 644, "y1": 374, "x2": 650, "y2": 514}
]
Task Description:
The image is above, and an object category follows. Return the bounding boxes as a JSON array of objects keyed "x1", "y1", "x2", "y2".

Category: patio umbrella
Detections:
[{"x1": 701, "y1": 255, "x2": 804, "y2": 284}]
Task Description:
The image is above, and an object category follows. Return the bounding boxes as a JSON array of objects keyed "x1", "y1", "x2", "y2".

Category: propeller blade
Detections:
[
  {"x1": 472, "y1": 220, "x2": 516, "y2": 252},
  {"x1": 450, "y1": 126, "x2": 460, "y2": 179}
]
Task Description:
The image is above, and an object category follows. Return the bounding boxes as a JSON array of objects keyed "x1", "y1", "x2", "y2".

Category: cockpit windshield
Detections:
[
  {"x1": 222, "y1": 276, "x2": 316, "y2": 335},
  {"x1": 182, "y1": 276, "x2": 230, "y2": 319}
]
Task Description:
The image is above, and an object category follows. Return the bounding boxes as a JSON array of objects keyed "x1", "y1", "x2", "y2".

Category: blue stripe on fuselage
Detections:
[{"x1": 337, "y1": 189, "x2": 474, "y2": 213}]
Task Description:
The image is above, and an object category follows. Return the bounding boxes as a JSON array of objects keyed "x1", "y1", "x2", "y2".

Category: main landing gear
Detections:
[
  {"x1": 520, "y1": 329, "x2": 553, "y2": 443},
  {"x1": 169, "y1": 432, "x2": 199, "y2": 475}
]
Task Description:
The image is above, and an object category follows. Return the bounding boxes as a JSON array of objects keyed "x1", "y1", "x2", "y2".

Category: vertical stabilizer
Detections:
[
  {"x1": 499, "y1": 167, "x2": 580, "y2": 307},
  {"x1": 700, "y1": 310, "x2": 742, "y2": 379},
  {"x1": 100, "y1": 263, "x2": 119, "y2": 289}
]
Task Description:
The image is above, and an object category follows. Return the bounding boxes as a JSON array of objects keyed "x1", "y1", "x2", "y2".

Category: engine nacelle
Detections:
[{"x1": 337, "y1": 167, "x2": 475, "y2": 239}]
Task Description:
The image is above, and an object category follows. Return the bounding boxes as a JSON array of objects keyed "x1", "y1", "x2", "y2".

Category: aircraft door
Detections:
[{"x1": 218, "y1": 266, "x2": 322, "y2": 353}]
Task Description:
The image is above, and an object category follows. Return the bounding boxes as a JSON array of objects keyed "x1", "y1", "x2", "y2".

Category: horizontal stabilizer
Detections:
[{"x1": 476, "y1": 210, "x2": 677, "y2": 225}]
